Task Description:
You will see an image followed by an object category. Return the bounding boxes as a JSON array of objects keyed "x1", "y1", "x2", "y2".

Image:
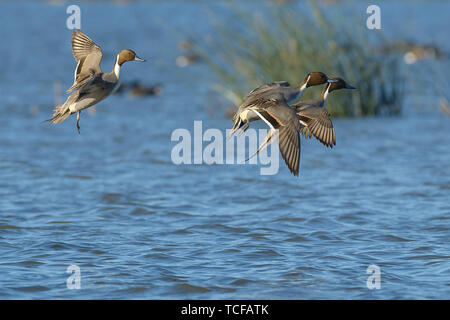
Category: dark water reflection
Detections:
[{"x1": 0, "y1": 1, "x2": 449, "y2": 299}]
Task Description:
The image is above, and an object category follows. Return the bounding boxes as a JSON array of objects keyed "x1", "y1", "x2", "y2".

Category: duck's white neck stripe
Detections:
[
  {"x1": 322, "y1": 85, "x2": 330, "y2": 107},
  {"x1": 298, "y1": 75, "x2": 310, "y2": 96},
  {"x1": 114, "y1": 54, "x2": 121, "y2": 78}
]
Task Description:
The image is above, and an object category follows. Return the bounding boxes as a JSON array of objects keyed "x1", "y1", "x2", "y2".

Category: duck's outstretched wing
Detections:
[
  {"x1": 277, "y1": 122, "x2": 301, "y2": 176},
  {"x1": 67, "y1": 30, "x2": 103, "y2": 93},
  {"x1": 265, "y1": 99, "x2": 301, "y2": 176},
  {"x1": 248, "y1": 96, "x2": 301, "y2": 176},
  {"x1": 297, "y1": 105, "x2": 336, "y2": 148}
]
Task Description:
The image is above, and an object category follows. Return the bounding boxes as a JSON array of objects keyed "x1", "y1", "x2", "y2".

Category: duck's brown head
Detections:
[
  {"x1": 117, "y1": 49, "x2": 145, "y2": 66},
  {"x1": 328, "y1": 77, "x2": 356, "y2": 92},
  {"x1": 304, "y1": 72, "x2": 336, "y2": 87}
]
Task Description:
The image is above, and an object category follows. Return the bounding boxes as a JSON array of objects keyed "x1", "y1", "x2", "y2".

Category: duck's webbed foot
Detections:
[{"x1": 76, "y1": 111, "x2": 81, "y2": 134}]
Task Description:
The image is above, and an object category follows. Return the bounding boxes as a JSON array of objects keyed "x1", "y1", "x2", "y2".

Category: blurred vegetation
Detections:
[{"x1": 193, "y1": 1, "x2": 405, "y2": 117}]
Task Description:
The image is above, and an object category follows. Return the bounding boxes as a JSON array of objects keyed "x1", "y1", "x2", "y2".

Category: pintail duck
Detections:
[
  {"x1": 230, "y1": 72, "x2": 337, "y2": 137},
  {"x1": 292, "y1": 78, "x2": 355, "y2": 148},
  {"x1": 229, "y1": 72, "x2": 336, "y2": 176},
  {"x1": 47, "y1": 30, "x2": 145, "y2": 133}
]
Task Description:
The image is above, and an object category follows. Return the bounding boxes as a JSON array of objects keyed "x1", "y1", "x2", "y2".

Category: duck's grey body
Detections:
[
  {"x1": 293, "y1": 98, "x2": 324, "y2": 110},
  {"x1": 243, "y1": 81, "x2": 300, "y2": 102},
  {"x1": 234, "y1": 81, "x2": 305, "y2": 126},
  {"x1": 66, "y1": 72, "x2": 119, "y2": 114}
]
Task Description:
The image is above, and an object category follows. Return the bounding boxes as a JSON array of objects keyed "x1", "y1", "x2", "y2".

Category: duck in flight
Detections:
[
  {"x1": 230, "y1": 72, "x2": 337, "y2": 137},
  {"x1": 229, "y1": 72, "x2": 337, "y2": 176},
  {"x1": 47, "y1": 30, "x2": 145, "y2": 133},
  {"x1": 292, "y1": 78, "x2": 355, "y2": 148}
]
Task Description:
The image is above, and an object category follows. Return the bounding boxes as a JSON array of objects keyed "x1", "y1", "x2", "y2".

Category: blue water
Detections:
[{"x1": 0, "y1": 1, "x2": 449, "y2": 299}]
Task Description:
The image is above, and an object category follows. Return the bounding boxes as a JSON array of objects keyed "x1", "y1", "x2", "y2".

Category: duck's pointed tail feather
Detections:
[{"x1": 46, "y1": 104, "x2": 71, "y2": 124}]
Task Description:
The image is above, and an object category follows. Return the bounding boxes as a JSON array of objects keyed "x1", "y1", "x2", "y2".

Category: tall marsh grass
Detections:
[{"x1": 195, "y1": 1, "x2": 404, "y2": 117}]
